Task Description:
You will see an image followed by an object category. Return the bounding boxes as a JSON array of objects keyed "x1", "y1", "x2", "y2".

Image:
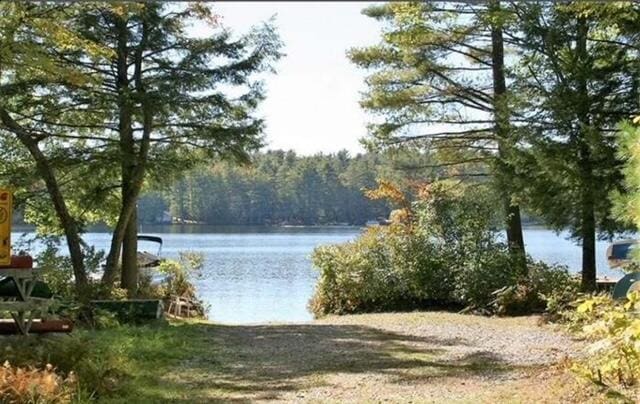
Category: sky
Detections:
[{"x1": 212, "y1": 2, "x2": 382, "y2": 156}]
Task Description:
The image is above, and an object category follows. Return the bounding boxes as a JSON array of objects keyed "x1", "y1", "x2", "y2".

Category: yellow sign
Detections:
[{"x1": 0, "y1": 189, "x2": 12, "y2": 266}]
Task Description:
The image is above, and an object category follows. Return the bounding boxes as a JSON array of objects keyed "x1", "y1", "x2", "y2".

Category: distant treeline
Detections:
[{"x1": 139, "y1": 150, "x2": 395, "y2": 226}]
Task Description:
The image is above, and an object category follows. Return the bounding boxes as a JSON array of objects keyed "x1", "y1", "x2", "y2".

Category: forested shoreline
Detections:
[
  {"x1": 140, "y1": 150, "x2": 393, "y2": 226},
  {"x1": 12, "y1": 147, "x2": 542, "y2": 227}
]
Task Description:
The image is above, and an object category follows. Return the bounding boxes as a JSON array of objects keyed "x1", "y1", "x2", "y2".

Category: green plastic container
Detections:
[
  {"x1": 90, "y1": 299, "x2": 164, "y2": 323},
  {"x1": 0, "y1": 277, "x2": 53, "y2": 299},
  {"x1": 612, "y1": 272, "x2": 640, "y2": 299}
]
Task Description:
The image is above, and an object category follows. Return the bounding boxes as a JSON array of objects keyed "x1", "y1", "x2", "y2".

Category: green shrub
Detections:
[
  {"x1": 490, "y1": 261, "x2": 578, "y2": 316},
  {"x1": 310, "y1": 180, "x2": 575, "y2": 317},
  {"x1": 310, "y1": 220, "x2": 475, "y2": 317},
  {"x1": 310, "y1": 226, "x2": 398, "y2": 316},
  {"x1": 2, "y1": 332, "x2": 131, "y2": 399},
  {"x1": 455, "y1": 246, "x2": 520, "y2": 310},
  {"x1": 138, "y1": 252, "x2": 208, "y2": 317},
  {"x1": 567, "y1": 292, "x2": 640, "y2": 392},
  {"x1": 31, "y1": 236, "x2": 105, "y2": 301},
  {"x1": 416, "y1": 180, "x2": 525, "y2": 309}
]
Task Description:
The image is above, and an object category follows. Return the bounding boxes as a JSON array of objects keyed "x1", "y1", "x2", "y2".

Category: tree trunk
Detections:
[
  {"x1": 102, "y1": 15, "x2": 134, "y2": 287},
  {"x1": 102, "y1": 13, "x2": 153, "y2": 288},
  {"x1": 489, "y1": 0, "x2": 526, "y2": 262},
  {"x1": 118, "y1": 71, "x2": 138, "y2": 294},
  {"x1": 0, "y1": 109, "x2": 88, "y2": 293},
  {"x1": 580, "y1": 189, "x2": 597, "y2": 292},
  {"x1": 102, "y1": 181, "x2": 144, "y2": 286},
  {"x1": 576, "y1": 16, "x2": 597, "y2": 292},
  {"x1": 121, "y1": 204, "x2": 138, "y2": 295}
]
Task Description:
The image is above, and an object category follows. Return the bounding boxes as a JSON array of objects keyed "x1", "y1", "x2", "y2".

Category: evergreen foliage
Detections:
[
  {"x1": 139, "y1": 150, "x2": 396, "y2": 226},
  {"x1": 348, "y1": 1, "x2": 527, "y2": 255},
  {"x1": 509, "y1": 2, "x2": 640, "y2": 290},
  {"x1": 0, "y1": 2, "x2": 281, "y2": 292}
]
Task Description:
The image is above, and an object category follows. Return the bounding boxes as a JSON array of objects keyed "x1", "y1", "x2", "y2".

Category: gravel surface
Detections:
[
  {"x1": 318, "y1": 312, "x2": 578, "y2": 367},
  {"x1": 182, "y1": 311, "x2": 587, "y2": 402}
]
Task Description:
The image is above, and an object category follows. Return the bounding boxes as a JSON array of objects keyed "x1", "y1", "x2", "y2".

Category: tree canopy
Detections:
[{"x1": 0, "y1": 2, "x2": 282, "y2": 293}]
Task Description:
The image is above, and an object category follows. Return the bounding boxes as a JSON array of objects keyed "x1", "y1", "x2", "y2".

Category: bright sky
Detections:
[{"x1": 213, "y1": 1, "x2": 382, "y2": 156}]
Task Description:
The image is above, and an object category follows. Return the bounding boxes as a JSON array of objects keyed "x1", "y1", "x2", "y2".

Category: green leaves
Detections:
[
  {"x1": 1, "y1": 3, "x2": 283, "y2": 230},
  {"x1": 569, "y1": 292, "x2": 640, "y2": 389},
  {"x1": 615, "y1": 122, "x2": 640, "y2": 230}
]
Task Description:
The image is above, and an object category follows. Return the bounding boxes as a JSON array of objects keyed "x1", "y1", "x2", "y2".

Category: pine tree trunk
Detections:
[
  {"x1": 490, "y1": 0, "x2": 526, "y2": 262},
  {"x1": 102, "y1": 15, "x2": 134, "y2": 287},
  {"x1": 576, "y1": 16, "x2": 597, "y2": 292},
  {"x1": 581, "y1": 189, "x2": 597, "y2": 292},
  {"x1": 118, "y1": 76, "x2": 138, "y2": 294},
  {"x1": 103, "y1": 13, "x2": 153, "y2": 288},
  {"x1": 504, "y1": 202, "x2": 525, "y2": 255},
  {"x1": 102, "y1": 180, "x2": 145, "y2": 287},
  {"x1": 121, "y1": 204, "x2": 138, "y2": 295}
]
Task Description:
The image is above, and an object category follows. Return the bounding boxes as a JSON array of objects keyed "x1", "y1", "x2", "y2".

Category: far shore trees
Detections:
[{"x1": 142, "y1": 150, "x2": 394, "y2": 226}]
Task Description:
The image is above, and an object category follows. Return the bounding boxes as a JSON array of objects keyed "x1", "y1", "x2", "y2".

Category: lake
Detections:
[{"x1": 11, "y1": 225, "x2": 625, "y2": 324}]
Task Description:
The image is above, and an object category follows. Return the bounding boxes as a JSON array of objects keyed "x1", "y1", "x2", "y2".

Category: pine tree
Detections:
[
  {"x1": 348, "y1": 1, "x2": 526, "y2": 259},
  {"x1": 510, "y1": 1, "x2": 640, "y2": 290},
  {"x1": 1, "y1": 2, "x2": 282, "y2": 293}
]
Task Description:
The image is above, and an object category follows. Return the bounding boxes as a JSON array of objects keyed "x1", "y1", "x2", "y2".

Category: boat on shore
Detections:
[{"x1": 90, "y1": 235, "x2": 165, "y2": 283}]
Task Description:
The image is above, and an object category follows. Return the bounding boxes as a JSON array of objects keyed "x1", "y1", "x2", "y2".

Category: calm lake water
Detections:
[{"x1": 10, "y1": 225, "x2": 626, "y2": 324}]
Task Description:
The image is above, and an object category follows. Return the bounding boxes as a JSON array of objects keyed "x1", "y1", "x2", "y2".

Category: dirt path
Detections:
[{"x1": 159, "y1": 312, "x2": 594, "y2": 403}]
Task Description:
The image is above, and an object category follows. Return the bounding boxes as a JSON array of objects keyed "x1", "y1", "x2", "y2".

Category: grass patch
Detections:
[{"x1": 0, "y1": 320, "x2": 222, "y2": 403}]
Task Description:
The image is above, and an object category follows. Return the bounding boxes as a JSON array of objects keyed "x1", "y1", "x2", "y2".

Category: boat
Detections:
[
  {"x1": 137, "y1": 235, "x2": 163, "y2": 268},
  {"x1": 92, "y1": 235, "x2": 165, "y2": 283},
  {"x1": 605, "y1": 239, "x2": 640, "y2": 299},
  {"x1": 136, "y1": 235, "x2": 167, "y2": 285},
  {"x1": 606, "y1": 239, "x2": 638, "y2": 268}
]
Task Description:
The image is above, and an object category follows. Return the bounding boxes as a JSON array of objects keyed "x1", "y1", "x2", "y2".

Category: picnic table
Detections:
[{"x1": 0, "y1": 256, "x2": 52, "y2": 335}]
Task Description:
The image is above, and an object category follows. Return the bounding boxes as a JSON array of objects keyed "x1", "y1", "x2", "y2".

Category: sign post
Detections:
[{"x1": 0, "y1": 189, "x2": 12, "y2": 266}]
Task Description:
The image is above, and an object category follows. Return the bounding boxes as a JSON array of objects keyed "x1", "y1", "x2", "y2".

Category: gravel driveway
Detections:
[
  {"x1": 320, "y1": 312, "x2": 578, "y2": 366},
  {"x1": 171, "y1": 312, "x2": 587, "y2": 403}
]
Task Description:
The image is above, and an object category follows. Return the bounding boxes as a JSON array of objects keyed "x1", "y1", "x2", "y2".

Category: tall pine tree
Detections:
[
  {"x1": 349, "y1": 1, "x2": 526, "y2": 259},
  {"x1": 510, "y1": 1, "x2": 640, "y2": 290}
]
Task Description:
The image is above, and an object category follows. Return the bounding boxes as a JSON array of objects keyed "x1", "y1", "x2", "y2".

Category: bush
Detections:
[
  {"x1": 309, "y1": 225, "x2": 454, "y2": 316},
  {"x1": 25, "y1": 236, "x2": 105, "y2": 301},
  {"x1": 2, "y1": 332, "x2": 132, "y2": 400},
  {"x1": 0, "y1": 361, "x2": 76, "y2": 404},
  {"x1": 490, "y1": 261, "x2": 578, "y2": 316},
  {"x1": 566, "y1": 292, "x2": 640, "y2": 394},
  {"x1": 138, "y1": 252, "x2": 208, "y2": 318},
  {"x1": 310, "y1": 180, "x2": 575, "y2": 317}
]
